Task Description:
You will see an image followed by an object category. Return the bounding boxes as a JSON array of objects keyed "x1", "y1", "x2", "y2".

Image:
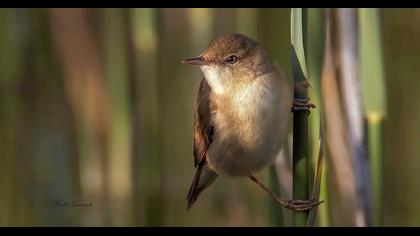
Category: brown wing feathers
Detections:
[
  {"x1": 193, "y1": 78, "x2": 214, "y2": 167},
  {"x1": 187, "y1": 78, "x2": 218, "y2": 209}
]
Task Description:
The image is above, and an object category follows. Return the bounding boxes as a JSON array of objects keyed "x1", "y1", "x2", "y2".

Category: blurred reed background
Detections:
[{"x1": 0, "y1": 8, "x2": 419, "y2": 227}]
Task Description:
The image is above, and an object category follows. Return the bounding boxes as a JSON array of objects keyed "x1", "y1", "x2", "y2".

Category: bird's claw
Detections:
[
  {"x1": 282, "y1": 199, "x2": 324, "y2": 212},
  {"x1": 291, "y1": 98, "x2": 316, "y2": 115}
]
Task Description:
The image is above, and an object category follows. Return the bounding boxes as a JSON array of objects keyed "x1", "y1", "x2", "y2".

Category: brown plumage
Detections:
[
  {"x1": 185, "y1": 33, "x2": 293, "y2": 210},
  {"x1": 184, "y1": 33, "x2": 324, "y2": 213},
  {"x1": 187, "y1": 78, "x2": 217, "y2": 209}
]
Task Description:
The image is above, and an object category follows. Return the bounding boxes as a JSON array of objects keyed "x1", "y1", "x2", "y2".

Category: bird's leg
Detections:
[
  {"x1": 248, "y1": 175, "x2": 323, "y2": 212},
  {"x1": 291, "y1": 98, "x2": 316, "y2": 114}
]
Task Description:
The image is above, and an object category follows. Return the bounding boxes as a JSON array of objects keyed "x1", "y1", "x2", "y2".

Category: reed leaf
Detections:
[
  {"x1": 291, "y1": 8, "x2": 308, "y2": 79},
  {"x1": 305, "y1": 8, "x2": 326, "y2": 227}
]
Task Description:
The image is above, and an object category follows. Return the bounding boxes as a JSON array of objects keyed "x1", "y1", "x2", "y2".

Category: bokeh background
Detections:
[{"x1": 0, "y1": 8, "x2": 419, "y2": 226}]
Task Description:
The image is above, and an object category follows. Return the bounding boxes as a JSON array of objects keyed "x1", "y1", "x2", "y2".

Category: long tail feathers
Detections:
[
  {"x1": 187, "y1": 163, "x2": 203, "y2": 209},
  {"x1": 187, "y1": 162, "x2": 217, "y2": 210}
]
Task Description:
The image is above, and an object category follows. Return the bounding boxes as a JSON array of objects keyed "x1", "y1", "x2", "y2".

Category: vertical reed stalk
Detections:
[
  {"x1": 130, "y1": 8, "x2": 162, "y2": 226},
  {"x1": 49, "y1": 8, "x2": 112, "y2": 226},
  {"x1": 291, "y1": 8, "x2": 310, "y2": 227},
  {"x1": 359, "y1": 8, "x2": 387, "y2": 227},
  {"x1": 322, "y1": 9, "x2": 360, "y2": 226},
  {"x1": 336, "y1": 8, "x2": 371, "y2": 226},
  {"x1": 0, "y1": 9, "x2": 25, "y2": 226},
  {"x1": 103, "y1": 8, "x2": 133, "y2": 226}
]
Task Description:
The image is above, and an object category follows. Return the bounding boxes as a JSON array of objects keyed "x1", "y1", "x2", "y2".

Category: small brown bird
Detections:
[{"x1": 183, "y1": 33, "x2": 319, "y2": 211}]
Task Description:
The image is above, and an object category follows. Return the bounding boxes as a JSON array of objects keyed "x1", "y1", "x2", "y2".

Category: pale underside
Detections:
[{"x1": 200, "y1": 65, "x2": 292, "y2": 177}]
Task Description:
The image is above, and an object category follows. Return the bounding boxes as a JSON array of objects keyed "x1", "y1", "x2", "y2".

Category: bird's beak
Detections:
[{"x1": 182, "y1": 56, "x2": 207, "y2": 66}]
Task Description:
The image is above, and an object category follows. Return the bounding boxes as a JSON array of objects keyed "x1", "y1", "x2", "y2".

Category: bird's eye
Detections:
[{"x1": 225, "y1": 55, "x2": 238, "y2": 64}]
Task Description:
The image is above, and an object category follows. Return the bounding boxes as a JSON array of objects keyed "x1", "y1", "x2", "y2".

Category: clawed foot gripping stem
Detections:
[
  {"x1": 249, "y1": 175, "x2": 323, "y2": 212},
  {"x1": 291, "y1": 98, "x2": 316, "y2": 115}
]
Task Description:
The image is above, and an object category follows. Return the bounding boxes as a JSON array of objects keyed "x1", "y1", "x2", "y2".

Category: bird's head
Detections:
[{"x1": 183, "y1": 33, "x2": 272, "y2": 94}]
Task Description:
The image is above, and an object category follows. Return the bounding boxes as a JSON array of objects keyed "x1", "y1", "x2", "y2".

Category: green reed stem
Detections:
[{"x1": 291, "y1": 8, "x2": 310, "y2": 227}]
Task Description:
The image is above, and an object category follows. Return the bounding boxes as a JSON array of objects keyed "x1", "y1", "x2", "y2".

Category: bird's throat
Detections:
[{"x1": 200, "y1": 65, "x2": 226, "y2": 95}]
